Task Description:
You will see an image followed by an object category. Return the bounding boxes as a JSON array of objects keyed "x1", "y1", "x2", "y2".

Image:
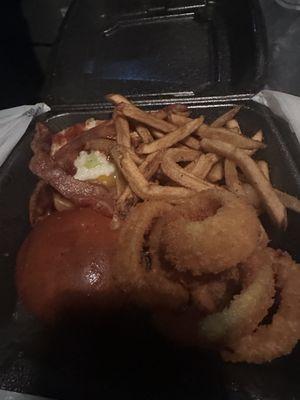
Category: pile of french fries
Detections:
[{"x1": 107, "y1": 93, "x2": 300, "y2": 229}]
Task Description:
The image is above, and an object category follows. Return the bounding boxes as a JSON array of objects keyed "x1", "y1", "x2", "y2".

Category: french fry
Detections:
[
  {"x1": 127, "y1": 149, "x2": 144, "y2": 165},
  {"x1": 182, "y1": 137, "x2": 201, "y2": 150},
  {"x1": 151, "y1": 129, "x2": 164, "y2": 139},
  {"x1": 177, "y1": 143, "x2": 192, "y2": 150},
  {"x1": 118, "y1": 147, "x2": 193, "y2": 201},
  {"x1": 161, "y1": 148, "x2": 214, "y2": 192},
  {"x1": 114, "y1": 114, "x2": 131, "y2": 148},
  {"x1": 257, "y1": 160, "x2": 270, "y2": 181},
  {"x1": 53, "y1": 192, "x2": 74, "y2": 212},
  {"x1": 168, "y1": 113, "x2": 191, "y2": 127},
  {"x1": 137, "y1": 117, "x2": 204, "y2": 154},
  {"x1": 150, "y1": 109, "x2": 168, "y2": 120},
  {"x1": 274, "y1": 189, "x2": 300, "y2": 214},
  {"x1": 130, "y1": 131, "x2": 142, "y2": 147},
  {"x1": 166, "y1": 113, "x2": 201, "y2": 150},
  {"x1": 106, "y1": 93, "x2": 132, "y2": 105},
  {"x1": 113, "y1": 114, "x2": 144, "y2": 164},
  {"x1": 107, "y1": 96, "x2": 300, "y2": 228},
  {"x1": 184, "y1": 159, "x2": 199, "y2": 173},
  {"x1": 224, "y1": 159, "x2": 245, "y2": 198},
  {"x1": 251, "y1": 129, "x2": 264, "y2": 143},
  {"x1": 197, "y1": 125, "x2": 265, "y2": 150},
  {"x1": 106, "y1": 94, "x2": 168, "y2": 122},
  {"x1": 115, "y1": 170, "x2": 127, "y2": 198},
  {"x1": 210, "y1": 106, "x2": 241, "y2": 128},
  {"x1": 150, "y1": 122, "x2": 200, "y2": 150},
  {"x1": 242, "y1": 183, "x2": 262, "y2": 210},
  {"x1": 136, "y1": 125, "x2": 154, "y2": 144},
  {"x1": 165, "y1": 104, "x2": 189, "y2": 115},
  {"x1": 118, "y1": 103, "x2": 175, "y2": 133},
  {"x1": 207, "y1": 160, "x2": 224, "y2": 183},
  {"x1": 201, "y1": 138, "x2": 287, "y2": 229},
  {"x1": 171, "y1": 113, "x2": 263, "y2": 150},
  {"x1": 226, "y1": 119, "x2": 242, "y2": 135},
  {"x1": 190, "y1": 153, "x2": 220, "y2": 179},
  {"x1": 243, "y1": 182, "x2": 300, "y2": 215},
  {"x1": 244, "y1": 130, "x2": 264, "y2": 156},
  {"x1": 116, "y1": 151, "x2": 164, "y2": 217}
]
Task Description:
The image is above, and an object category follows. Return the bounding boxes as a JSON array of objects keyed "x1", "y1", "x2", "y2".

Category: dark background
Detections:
[{"x1": 0, "y1": 0, "x2": 300, "y2": 109}]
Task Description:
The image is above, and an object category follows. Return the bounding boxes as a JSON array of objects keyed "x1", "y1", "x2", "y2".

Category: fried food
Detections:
[
  {"x1": 187, "y1": 153, "x2": 219, "y2": 179},
  {"x1": 224, "y1": 159, "x2": 245, "y2": 198},
  {"x1": 197, "y1": 125, "x2": 265, "y2": 150},
  {"x1": 116, "y1": 151, "x2": 164, "y2": 217},
  {"x1": 113, "y1": 201, "x2": 188, "y2": 309},
  {"x1": 275, "y1": 189, "x2": 300, "y2": 213},
  {"x1": 25, "y1": 96, "x2": 300, "y2": 364},
  {"x1": 241, "y1": 182, "x2": 262, "y2": 210},
  {"x1": 226, "y1": 119, "x2": 242, "y2": 134},
  {"x1": 161, "y1": 189, "x2": 261, "y2": 275},
  {"x1": 198, "y1": 248, "x2": 275, "y2": 345},
  {"x1": 105, "y1": 93, "x2": 132, "y2": 105},
  {"x1": 257, "y1": 160, "x2": 270, "y2": 182},
  {"x1": 201, "y1": 138, "x2": 287, "y2": 229},
  {"x1": 53, "y1": 192, "x2": 74, "y2": 212},
  {"x1": 136, "y1": 125, "x2": 154, "y2": 144},
  {"x1": 161, "y1": 148, "x2": 214, "y2": 192},
  {"x1": 165, "y1": 113, "x2": 201, "y2": 150},
  {"x1": 137, "y1": 117, "x2": 204, "y2": 154},
  {"x1": 117, "y1": 146, "x2": 193, "y2": 202},
  {"x1": 114, "y1": 113, "x2": 131, "y2": 148},
  {"x1": 118, "y1": 103, "x2": 175, "y2": 133},
  {"x1": 207, "y1": 160, "x2": 224, "y2": 182},
  {"x1": 241, "y1": 180, "x2": 300, "y2": 214},
  {"x1": 191, "y1": 267, "x2": 241, "y2": 315},
  {"x1": 222, "y1": 249, "x2": 300, "y2": 363},
  {"x1": 210, "y1": 106, "x2": 241, "y2": 128}
]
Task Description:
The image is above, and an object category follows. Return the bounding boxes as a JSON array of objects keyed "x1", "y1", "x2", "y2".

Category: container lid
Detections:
[{"x1": 44, "y1": 0, "x2": 267, "y2": 106}]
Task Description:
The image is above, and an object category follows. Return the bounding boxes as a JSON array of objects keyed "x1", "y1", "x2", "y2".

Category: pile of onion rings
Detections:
[
  {"x1": 27, "y1": 93, "x2": 300, "y2": 364},
  {"x1": 113, "y1": 194, "x2": 300, "y2": 364}
]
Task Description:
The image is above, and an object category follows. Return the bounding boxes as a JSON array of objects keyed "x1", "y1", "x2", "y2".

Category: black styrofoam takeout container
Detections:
[{"x1": 1, "y1": 1, "x2": 300, "y2": 399}]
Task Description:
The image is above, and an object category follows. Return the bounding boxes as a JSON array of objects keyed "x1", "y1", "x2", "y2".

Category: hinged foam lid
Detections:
[{"x1": 44, "y1": 0, "x2": 267, "y2": 106}]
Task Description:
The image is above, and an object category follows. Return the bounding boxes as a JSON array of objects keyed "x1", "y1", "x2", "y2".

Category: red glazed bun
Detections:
[{"x1": 16, "y1": 208, "x2": 121, "y2": 324}]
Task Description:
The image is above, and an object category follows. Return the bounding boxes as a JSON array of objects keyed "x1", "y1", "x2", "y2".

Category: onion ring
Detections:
[
  {"x1": 222, "y1": 249, "x2": 300, "y2": 363},
  {"x1": 191, "y1": 267, "x2": 241, "y2": 315},
  {"x1": 161, "y1": 189, "x2": 262, "y2": 275},
  {"x1": 148, "y1": 218, "x2": 241, "y2": 316},
  {"x1": 198, "y1": 248, "x2": 275, "y2": 345},
  {"x1": 113, "y1": 201, "x2": 189, "y2": 310}
]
